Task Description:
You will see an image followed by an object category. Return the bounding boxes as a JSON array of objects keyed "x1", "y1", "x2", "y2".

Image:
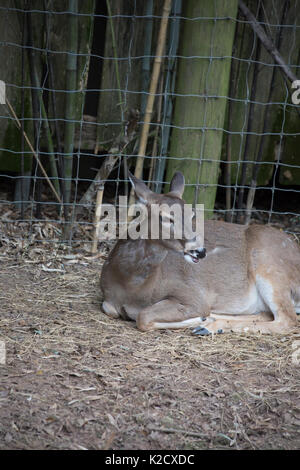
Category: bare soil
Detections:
[{"x1": 0, "y1": 242, "x2": 299, "y2": 451}]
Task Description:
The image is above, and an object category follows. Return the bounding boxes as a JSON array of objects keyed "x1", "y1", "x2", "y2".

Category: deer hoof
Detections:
[{"x1": 192, "y1": 327, "x2": 211, "y2": 336}]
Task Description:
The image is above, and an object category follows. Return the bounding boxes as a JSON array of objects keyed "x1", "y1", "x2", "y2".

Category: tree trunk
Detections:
[{"x1": 166, "y1": 0, "x2": 238, "y2": 217}]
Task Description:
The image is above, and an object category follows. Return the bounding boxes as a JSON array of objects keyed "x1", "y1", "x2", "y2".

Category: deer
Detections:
[{"x1": 100, "y1": 171, "x2": 300, "y2": 335}]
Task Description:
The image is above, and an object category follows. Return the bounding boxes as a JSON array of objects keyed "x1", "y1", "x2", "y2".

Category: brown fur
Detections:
[{"x1": 101, "y1": 174, "x2": 300, "y2": 335}]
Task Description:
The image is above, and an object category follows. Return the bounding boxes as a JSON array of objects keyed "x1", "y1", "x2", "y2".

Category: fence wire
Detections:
[{"x1": 0, "y1": 0, "x2": 299, "y2": 250}]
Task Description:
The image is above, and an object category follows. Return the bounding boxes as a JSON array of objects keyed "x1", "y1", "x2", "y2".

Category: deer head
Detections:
[{"x1": 128, "y1": 171, "x2": 206, "y2": 264}]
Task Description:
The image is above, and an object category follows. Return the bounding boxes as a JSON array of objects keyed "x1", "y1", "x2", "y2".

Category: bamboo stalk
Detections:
[
  {"x1": 94, "y1": 0, "x2": 124, "y2": 155},
  {"x1": 148, "y1": 71, "x2": 164, "y2": 188},
  {"x1": 26, "y1": 7, "x2": 61, "y2": 209},
  {"x1": 25, "y1": 7, "x2": 43, "y2": 217},
  {"x1": 141, "y1": 0, "x2": 154, "y2": 118},
  {"x1": 48, "y1": 53, "x2": 67, "y2": 209},
  {"x1": 39, "y1": 88, "x2": 61, "y2": 198},
  {"x1": 13, "y1": 1, "x2": 32, "y2": 211},
  {"x1": 6, "y1": 99, "x2": 61, "y2": 204},
  {"x1": 128, "y1": 0, "x2": 172, "y2": 207},
  {"x1": 105, "y1": 0, "x2": 128, "y2": 196},
  {"x1": 236, "y1": 30, "x2": 262, "y2": 223},
  {"x1": 225, "y1": 17, "x2": 243, "y2": 223},
  {"x1": 142, "y1": 0, "x2": 154, "y2": 189},
  {"x1": 225, "y1": 94, "x2": 233, "y2": 223},
  {"x1": 44, "y1": 0, "x2": 66, "y2": 207},
  {"x1": 154, "y1": 0, "x2": 182, "y2": 194},
  {"x1": 244, "y1": 0, "x2": 290, "y2": 225},
  {"x1": 91, "y1": 187, "x2": 104, "y2": 254},
  {"x1": 105, "y1": 0, "x2": 123, "y2": 113},
  {"x1": 239, "y1": 0, "x2": 298, "y2": 83},
  {"x1": 20, "y1": 9, "x2": 26, "y2": 217},
  {"x1": 64, "y1": 0, "x2": 79, "y2": 206}
]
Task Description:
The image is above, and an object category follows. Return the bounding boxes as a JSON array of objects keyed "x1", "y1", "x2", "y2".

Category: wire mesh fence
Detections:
[{"x1": 0, "y1": 0, "x2": 299, "y2": 251}]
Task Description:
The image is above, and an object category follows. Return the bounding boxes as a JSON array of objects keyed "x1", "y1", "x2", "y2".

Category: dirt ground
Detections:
[{"x1": 0, "y1": 238, "x2": 299, "y2": 451}]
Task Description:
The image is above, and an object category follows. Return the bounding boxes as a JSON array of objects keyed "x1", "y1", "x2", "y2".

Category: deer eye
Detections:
[
  {"x1": 189, "y1": 209, "x2": 195, "y2": 220},
  {"x1": 160, "y1": 210, "x2": 175, "y2": 221},
  {"x1": 159, "y1": 213, "x2": 174, "y2": 225}
]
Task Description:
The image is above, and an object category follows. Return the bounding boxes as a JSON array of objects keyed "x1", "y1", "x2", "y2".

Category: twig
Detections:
[
  {"x1": 5, "y1": 98, "x2": 61, "y2": 204},
  {"x1": 148, "y1": 425, "x2": 207, "y2": 439},
  {"x1": 238, "y1": 0, "x2": 298, "y2": 83},
  {"x1": 77, "y1": 109, "x2": 140, "y2": 211}
]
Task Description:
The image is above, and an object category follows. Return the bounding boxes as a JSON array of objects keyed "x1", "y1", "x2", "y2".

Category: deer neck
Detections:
[
  {"x1": 118, "y1": 239, "x2": 168, "y2": 279},
  {"x1": 135, "y1": 239, "x2": 168, "y2": 272}
]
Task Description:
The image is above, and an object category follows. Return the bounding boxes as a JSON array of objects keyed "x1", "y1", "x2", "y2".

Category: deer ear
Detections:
[
  {"x1": 169, "y1": 172, "x2": 185, "y2": 198},
  {"x1": 128, "y1": 171, "x2": 153, "y2": 204}
]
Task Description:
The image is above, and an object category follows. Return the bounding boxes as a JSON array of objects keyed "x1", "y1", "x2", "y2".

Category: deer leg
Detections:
[
  {"x1": 194, "y1": 316, "x2": 297, "y2": 335},
  {"x1": 209, "y1": 312, "x2": 273, "y2": 322},
  {"x1": 137, "y1": 299, "x2": 204, "y2": 331},
  {"x1": 194, "y1": 298, "x2": 298, "y2": 336},
  {"x1": 102, "y1": 301, "x2": 120, "y2": 319},
  {"x1": 195, "y1": 274, "x2": 299, "y2": 336}
]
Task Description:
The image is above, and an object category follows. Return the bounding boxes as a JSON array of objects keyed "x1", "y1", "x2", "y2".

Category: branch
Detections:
[
  {"x1": 238, "y1": 0, "x2": 298, "y2": 84},
  {"x1": 77, "y1": 109, "x2": 140, "y2": 210}
]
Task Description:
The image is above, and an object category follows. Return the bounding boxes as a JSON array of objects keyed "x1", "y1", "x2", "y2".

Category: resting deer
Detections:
[{"x1": 100, "y1": 172, "x2": 300, "y2": 335}]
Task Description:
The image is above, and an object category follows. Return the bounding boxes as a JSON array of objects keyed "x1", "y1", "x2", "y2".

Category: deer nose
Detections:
[
  {"x1": 195, "y1": 248, "x2": 206, "y2": 259},
  {"x1": 189, "y1": 248, "x2": 206, "y2": 259}
]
